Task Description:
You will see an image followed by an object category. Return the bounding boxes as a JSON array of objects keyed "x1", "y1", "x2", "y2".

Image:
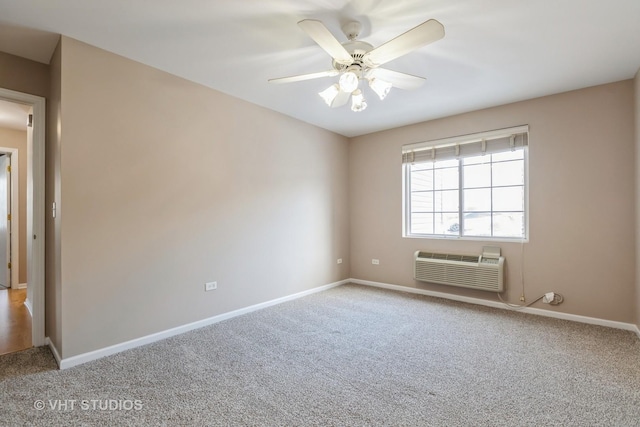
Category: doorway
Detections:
[
  {"x1": 0, "y1": 120, "x2": 29, "y2": 354},
  {"x1": 0, "y1": 88, "x2": 45, "y2": 351},
  {"x1": 0, "y1": 154, "x2": 10, "y2": 290},
  {"x1": 0, "y1": 149, "x2": 20, "y2": 290}
]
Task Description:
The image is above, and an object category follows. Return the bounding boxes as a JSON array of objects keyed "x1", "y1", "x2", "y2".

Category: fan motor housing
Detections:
[{"x1": 332, "y1": 40, "x2": 374, "y2": 72}]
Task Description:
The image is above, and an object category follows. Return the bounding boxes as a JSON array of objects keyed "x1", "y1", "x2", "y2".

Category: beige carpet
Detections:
[{"x1": 1, "y1": 284, "x2": 639, "y2": 426}]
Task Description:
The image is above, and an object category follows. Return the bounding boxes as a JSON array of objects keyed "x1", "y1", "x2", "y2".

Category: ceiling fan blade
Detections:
[
  {"x1": 298, "y1": 19, "x2": 353, "y2": 66},
  {"x1": 268, "y1": 70, "x2": 338, "y2": 84},
  {"x1": 368, "y1": 68, "x2": 425, "y2": 90},
  {"x1": 363, "y1": 19, "x2": 444, "y2": 68}
]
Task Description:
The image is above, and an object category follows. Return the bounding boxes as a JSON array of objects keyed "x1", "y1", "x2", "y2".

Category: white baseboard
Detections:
[
  {"x1": 46, "y1": 337, "x2": 62, "y2": 368},
  {"x1": 16, "y1": 282, "x2": 27, "y2": 290},
  {"x1": 24, "y1": 298, "x2": 33, "y2": 317},
  {"x1": 45, "y1": 277, "x2": 640, "y2": 369},
  {"x1": 57, "y1": 279, "x2": 350, "y2": 370},
  {"x1": 351, "y1": 278, "x2": 640, "y2": 335}
]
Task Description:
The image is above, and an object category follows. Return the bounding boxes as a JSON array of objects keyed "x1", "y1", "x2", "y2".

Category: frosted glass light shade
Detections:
[
  {"x1": 318, "y1": 84, "x2": 340, "y2": 106},
  {"x1": 339, "y1": 71, "x2": 359, "y2": 93},
  {"x1": 369, "y1": 78, "x2": 392, "y2": 100},
  {"x1": 351, "y1": 89, "x2": 367, "y2": 112}
]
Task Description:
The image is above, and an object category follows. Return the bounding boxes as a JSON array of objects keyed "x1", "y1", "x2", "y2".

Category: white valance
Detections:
[{"x1": 402, "y1": 125, "x2": 529, "y2": 164}]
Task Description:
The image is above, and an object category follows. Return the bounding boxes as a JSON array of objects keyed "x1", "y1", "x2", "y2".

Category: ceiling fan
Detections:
[{"x1": 269, "y1": 18, "x2": 445, "y2": 112}]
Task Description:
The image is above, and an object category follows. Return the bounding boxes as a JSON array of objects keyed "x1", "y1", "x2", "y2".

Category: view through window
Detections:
[{"x1": 403, "y1": 128, "x2": 528, "y2": 240}]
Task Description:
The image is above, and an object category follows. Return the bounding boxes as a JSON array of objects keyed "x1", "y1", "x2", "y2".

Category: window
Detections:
[{"x1": 403, "y1": 126, "x2": 528, "y2": 240}]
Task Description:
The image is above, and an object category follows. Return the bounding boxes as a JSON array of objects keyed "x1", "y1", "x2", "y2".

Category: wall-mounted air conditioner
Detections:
[{"x1": 414, "y1": 246, "x2": 504, "y2": 292}]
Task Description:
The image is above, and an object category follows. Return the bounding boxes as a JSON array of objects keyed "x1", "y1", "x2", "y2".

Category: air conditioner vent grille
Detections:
[
  {"x1": 414, "y1": 250, "x2": 504, "y2": 292},
  {"x1": 416, "y1": 252, "x2": 479, "y2": 263}
]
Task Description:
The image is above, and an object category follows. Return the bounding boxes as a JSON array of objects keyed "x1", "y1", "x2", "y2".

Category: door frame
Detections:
[{"x1": 0, "y1": 88, "x2": 45, "y2": 347}]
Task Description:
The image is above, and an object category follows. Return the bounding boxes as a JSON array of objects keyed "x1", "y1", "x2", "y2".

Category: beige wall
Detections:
[
  {"x1": 54, "y1": 37, "x2": 350, "y2": 358},
  {"x1": 0, "y1": 127, "x2": 28, "y2": 284},
  {"x1": 350, "y1": 80, "x2": 636, "y2": 323},
  {"x1": 0, "y1": 50, "x2": 49, "y2": 98}
]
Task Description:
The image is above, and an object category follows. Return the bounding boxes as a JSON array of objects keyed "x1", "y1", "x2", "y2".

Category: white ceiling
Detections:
[{"x1": 0, "y1": 0, "x2": 639, "y2": 137}]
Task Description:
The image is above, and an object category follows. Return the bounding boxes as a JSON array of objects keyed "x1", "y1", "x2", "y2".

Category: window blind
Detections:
[{"x1": 402, "y1": 125, "x2": 529, "y2": 164}]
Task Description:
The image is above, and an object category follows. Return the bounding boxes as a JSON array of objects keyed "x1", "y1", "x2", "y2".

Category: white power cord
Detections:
[
  {"x1": 498, "y1": 175, "x2": 563, "y2": 309},
  {"x1": 519, "y1": 237, "x2": 526, "y2": 301},
  {"x1": 497, "y1": 292, "x2": 543, "y2": 310},
  {"x1": 497, "y1": 291, "x2": 564, "y2": 310}
]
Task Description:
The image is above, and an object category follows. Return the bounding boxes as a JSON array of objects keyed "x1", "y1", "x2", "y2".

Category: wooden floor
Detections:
[{"x1": 0, "y1": 288, "x2": 32, "y2": 355}]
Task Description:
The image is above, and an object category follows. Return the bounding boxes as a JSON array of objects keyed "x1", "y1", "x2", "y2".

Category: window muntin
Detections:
[{"x1": 405, "y1": 147, "x2": 527, "y2": 240}]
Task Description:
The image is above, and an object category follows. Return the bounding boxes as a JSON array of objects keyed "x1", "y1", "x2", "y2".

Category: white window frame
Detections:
[{"x1": 402, "y1": 126, "x2": 529, "y2": 242}]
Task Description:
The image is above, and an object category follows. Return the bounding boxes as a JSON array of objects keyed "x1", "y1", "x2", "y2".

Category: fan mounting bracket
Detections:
[{"x1": 342, "y1": 21, "x2": 362, "y2": 41}]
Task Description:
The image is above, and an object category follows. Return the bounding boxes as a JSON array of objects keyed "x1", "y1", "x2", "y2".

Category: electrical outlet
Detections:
[
  {"x1": 205, "y1": 281, "x2": 217, "y2": 291},
  {"x1": 337, "y1": 258, "x2": 343, "y2": 264},
  {"x1": 542, "y1": 292, "x2": 564, "y2": 305},
  {"x1": 372, "y1": 259, "x2": 380, "y2": 265},
  {"x1": 550, "y1": 294, "x2": 564, "y2": 305}
]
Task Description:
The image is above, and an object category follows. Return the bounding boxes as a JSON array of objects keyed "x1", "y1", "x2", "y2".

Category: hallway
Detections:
[{"x1": 0, "y1": 288, "x2": 31, "y2": 355}]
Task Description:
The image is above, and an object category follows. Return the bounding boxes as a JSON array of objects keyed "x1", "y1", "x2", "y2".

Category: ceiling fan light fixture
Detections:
[
  {"x1": 318, "y1": 84, "x2": 340, "y2": 106},
  {"x1": 339, "y1": 71, "x2": 359, "y2": 93},
  {"x1": 351, "y1": 89, "x2": 367, "y2": 112},
  {"x1": 369, "y1": 78, "x2": 392, "y2": 100},
  {"x1": 271, "y1": 18, "x2": 444, "y2": 113}
]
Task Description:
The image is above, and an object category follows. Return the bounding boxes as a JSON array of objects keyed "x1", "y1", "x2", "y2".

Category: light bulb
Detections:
[
  {"x1": 351, "y1": 89, "x2": 367, "y2": 112},
  {"x1": 369, "y1": 78, "x2": 392, "y2": 100},
  {"x1": 339, "y1": 71, "x2": 359, "y2": 93},
  {"x1": 318, "y1": 84, "x2": 340, "y2": 107}
]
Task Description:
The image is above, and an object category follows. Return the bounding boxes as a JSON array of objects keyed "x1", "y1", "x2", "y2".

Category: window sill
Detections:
[{"x1": 403, "y1": 234, "x2": 529, "y2": 244}]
